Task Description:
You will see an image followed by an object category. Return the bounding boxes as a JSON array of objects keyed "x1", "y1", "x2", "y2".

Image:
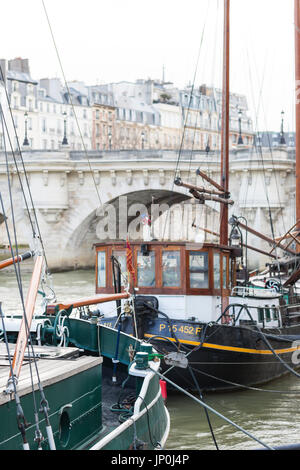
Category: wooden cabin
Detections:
[
  {"x1": 94, "y1": 241, "x2": 283, "y2": 326},
  {"x1": 95, "y1": 241, "x2": 234, "y2": 297}
]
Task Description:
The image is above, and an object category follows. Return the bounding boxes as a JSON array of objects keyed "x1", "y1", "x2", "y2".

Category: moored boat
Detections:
[
  {"x1": 0, "y1": 271, "x2": 170, "y2": 450},
  {"x1": 93, "y1": 240, "x2": 300, "y2": 392},
  {"x1": 88, "y1": 0, "x2": 300, "y2": 393}
]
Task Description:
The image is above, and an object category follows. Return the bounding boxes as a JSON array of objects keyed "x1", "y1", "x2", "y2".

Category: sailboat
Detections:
[{"x1": 91, "y1": 0, "x2": 300, "y2": 393}]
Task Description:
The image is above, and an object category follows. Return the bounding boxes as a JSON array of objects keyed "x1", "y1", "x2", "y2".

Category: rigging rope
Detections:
[
  {"x1": 41, "y1": 0, "x2": 103, "y2": 209},
  {"x1": 0, "y1": 194, "x2": 56, "y2": 449},
  {"x1": 149, "y1": 366, "x2": 274, "y2": 450},
  {"x1": 0, "y1": 71, "x2": 50, "y2": 275},
  {"x1": 0, "y1": 304, "x2": 31, "y2": 449},
  {"x1": 162, "y1": 0, "x2": 210, "y2": 240}
]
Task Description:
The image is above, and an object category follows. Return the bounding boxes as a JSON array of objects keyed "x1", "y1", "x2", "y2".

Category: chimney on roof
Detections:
[
  {"x1": 8, "y1": 58, "x2": 30, "y2": 74},
  {"x1": 200, "y1": 84, "x2": 207, "y2": 95}
]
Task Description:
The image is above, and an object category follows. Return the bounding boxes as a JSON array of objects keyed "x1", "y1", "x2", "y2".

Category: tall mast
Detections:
[
  {"x1": 295, "y1": 0, "x2": 300, "y2": 249},
  {"x1": 220, "y1": 0, "x2": 230, "y2": 246}
]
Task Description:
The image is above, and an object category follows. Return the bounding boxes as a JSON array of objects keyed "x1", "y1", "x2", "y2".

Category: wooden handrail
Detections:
[
  {"x1": 49, "y1": 292, "x2": 130, "y2": 312},
  {"x1": 0, "y1": 251, "x2": 34, "y2": 271},
  {"x1": 10, "y1": 255, "x2": 43, "y2": 380}
]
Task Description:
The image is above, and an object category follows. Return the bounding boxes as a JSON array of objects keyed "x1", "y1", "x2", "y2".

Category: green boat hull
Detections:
[{"x1": 0, "y1": 318, "x2": 169, "y2": 450}]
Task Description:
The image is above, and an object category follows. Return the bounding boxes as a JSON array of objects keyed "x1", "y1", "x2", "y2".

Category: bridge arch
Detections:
[{"x1": 63, "y1": 188, "x2": 193, "y2": 269}]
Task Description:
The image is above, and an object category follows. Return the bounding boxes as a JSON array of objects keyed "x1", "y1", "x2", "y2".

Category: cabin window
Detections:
[
  {"x1": 189, "y1": 252, "x2": 209, "y2": 289},
  {"x1": 162, "y1": 251, "x2": 181, "y2": 287},
  {"x1": 258, "y1": 308, "x2": 264, "y2": 323},
  {"x1": 97, "y1": 251, "x2": 106, "y2": 287},
  {"x1": 213, "y1": 253, "x2": 220, "y2": 289},
  {"x1": 272, "y1": 306, "x2": 279, "y2": 320},
  {"x1": 112, "y1": 250, "x2": 128, "y2": 287},
  {"x1": 265, "y1": 307, "x2": 271, "y2": 322},
  {"x1": 137, "y1": 250, "x2": 156, "y2": 287},
  {"x1": 223, "y1": 255, "x2": 228, "y2": 289}
]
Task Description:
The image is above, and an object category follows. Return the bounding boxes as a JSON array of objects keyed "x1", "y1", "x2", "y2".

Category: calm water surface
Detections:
[{"x1": 1, "y1": 268, "x2": 300, "y2": 451}]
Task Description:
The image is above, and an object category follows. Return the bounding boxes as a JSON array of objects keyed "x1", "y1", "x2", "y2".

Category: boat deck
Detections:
[{"x1": 0, "y1": 344, "x2": 103, "y2": 404}]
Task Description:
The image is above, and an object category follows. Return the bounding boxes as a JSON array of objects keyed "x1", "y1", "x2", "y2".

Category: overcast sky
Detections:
[{"x1": 0, "y1": 0, "x2": 295, "y2": 132}]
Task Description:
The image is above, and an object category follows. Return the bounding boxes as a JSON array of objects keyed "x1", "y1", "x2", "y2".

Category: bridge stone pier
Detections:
[{"x1": 0, "y1": 147, "x2": 296, "y2": 271}]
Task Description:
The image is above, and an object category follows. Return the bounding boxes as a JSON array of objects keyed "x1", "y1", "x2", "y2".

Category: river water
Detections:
[{"x1": 1, "y1": 267, "x2": 300, "y2": 451}]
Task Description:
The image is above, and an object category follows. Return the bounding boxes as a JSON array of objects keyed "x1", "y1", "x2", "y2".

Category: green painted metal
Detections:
[
  {"x1": 0, "y1": 363, "x2": 102, "y2": 451},
  {"x1": 0, "y1": 316, "x2": 169, "y2": 450},
  {"x1": 135, "y1": 352, "x2": 149, "y2": 370}
]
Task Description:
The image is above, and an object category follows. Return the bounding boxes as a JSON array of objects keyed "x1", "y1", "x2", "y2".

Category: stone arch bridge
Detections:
[{"x1": 0, "y1": 147, "x2": 296, "y2": 271}]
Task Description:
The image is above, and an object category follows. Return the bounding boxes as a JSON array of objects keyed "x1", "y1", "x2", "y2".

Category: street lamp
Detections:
[
  {"x1": 237, "y1": 109, "x2": 243, "y2": 145},
  {"x1": 23, "y1": 112, "x2": 29, "y2": 146},
  {"x1": 141, "y1": 131, "x2": 145, "y2": 150},
  {"x1": 62, "y1": 111, "x2": 68, "y2": 145},
  {"x1": 205, "y1": 137, "x2": 210, "y2": 155},
  {"x1": 280, "y1": 110, "x2": 286, "y2": 145}
]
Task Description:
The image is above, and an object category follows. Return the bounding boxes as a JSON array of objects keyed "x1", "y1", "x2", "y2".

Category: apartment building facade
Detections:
[{"x1": 0, "y1": 58, "x2": 255, "y2": 153}]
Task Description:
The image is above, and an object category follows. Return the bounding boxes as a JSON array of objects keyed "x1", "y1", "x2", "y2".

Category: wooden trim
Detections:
[
  {"x1": 186, "y1": 249, "x2": 212, "y2": 295},
  {"x1": 11, "y1": 255, "x2": 43, "y2": 379},
  {"x1": 53, "y1": 293, "x2": 130, "y2": 311},
  {"x1": 96, "y1": 247, "x2": 109, "y2": 290}
]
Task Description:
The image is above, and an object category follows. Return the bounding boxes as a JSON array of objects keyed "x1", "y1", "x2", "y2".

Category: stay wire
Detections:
[
  {"x1": 0, "y1": 69, "x2": 50, "y2": 274},
  {"x1": 173, "y1": 0, "x2": 210, "y2": 182},
  {"x1": 41, "y1": 0, "x2": 103, "y2": 208},
  {"x1": 0, "y1": 304, "x2": 30, "y2": 447},
  {"x1": 150, "y1": 366, "x2": 274, "y2": 450},
  {"x1": 0, "y1": 102, "x2": 36, "y2": 239},
  {"x1": 0, "y1": 158, "x2": 53, "y2": 443},
  {"x1": 162, "y1": 0, "x2": 210, "y2": 240},
  {"x1": 187, "y1": 365, "x2": 219, "y2": 450},
  {"x1": 246, "y1": 52, "x2": 282, "y2": 268},
  {"x1": 249, "y1": 44, "x2": 287, "y2": 236},
  {"x1": 189, "y1": 365, "x2": 300, "y2": 395},
  {"x1": 0, "y1": 194, "x2": 43, "y2": 445}
]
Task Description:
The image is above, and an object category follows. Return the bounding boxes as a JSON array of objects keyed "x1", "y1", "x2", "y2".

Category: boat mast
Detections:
[
  {"x1": 220, "y1": 0, "x2": 230, "y2": 246},
  {"x1": 295, "y1": 0, "x2": 300, "y2": 250}
]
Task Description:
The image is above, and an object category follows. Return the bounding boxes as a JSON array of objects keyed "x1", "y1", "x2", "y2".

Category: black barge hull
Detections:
[{"x1": 100, "y1": 317, "x2": 300, "y2": 392}]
